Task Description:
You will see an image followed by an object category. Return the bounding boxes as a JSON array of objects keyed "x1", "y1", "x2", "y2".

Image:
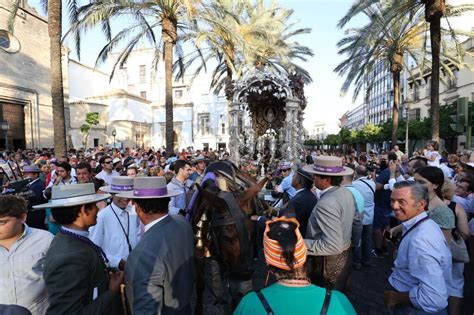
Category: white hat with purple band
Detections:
[
  {"x1": 117, "y1": 176, "x2": 181, "y2": 199},
  {"x1": 100, "y1": 176, "x2": 134, "y2": 194},
  {"x1": 33, "y1": 183, "x2": 110, "y2": 210},
  {"x1": 302, "y1": 156, "x2": 354, "y2": 176}
]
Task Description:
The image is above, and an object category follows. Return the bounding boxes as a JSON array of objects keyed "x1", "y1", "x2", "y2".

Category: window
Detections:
[
  {"x1": 199, "y1": 113, "x2": 210, "y2": 135},
  {"x1": 221, "y1": 123, "x2": 225, "y2": 134},
  {"x1": 174, "y1": 90, "x2": 183, "y2": 99},
  {"x1": 140, "y1": 91, "x2": 147, "y2": 99},
  {"x1": 0, "y1": 30, "x2": 10, "y2": 49},
  {"x1": 139, "y1": 65, "x2": 146, "y2": 83},
  {"x1": 93, "y1": 138, "x2": 99, "y2": 147}
]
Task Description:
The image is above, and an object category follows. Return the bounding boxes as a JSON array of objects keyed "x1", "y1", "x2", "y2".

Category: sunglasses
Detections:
[{"x1": 104, "y1": 161, "x2": 112, "y2": 164}]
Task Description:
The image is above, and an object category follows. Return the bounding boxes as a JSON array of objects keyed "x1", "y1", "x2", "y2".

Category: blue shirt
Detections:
[
  {"x1": 167, "y1": 177, "x2": 188, "y2": 215},
  {"x1": 352, "y1": 178, "x2": 375, "y2": 225},
  {"x1": 389, "y1": 212, "x2": 451, "y2": 313},
  {"x1": 279, "y1": 171, "x2": 296, "y2": 199}
]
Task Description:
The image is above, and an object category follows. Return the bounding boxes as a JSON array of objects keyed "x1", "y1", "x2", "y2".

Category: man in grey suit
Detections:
[
  {"x1": 303, "y1": 156, "x2": 356, "y2": 292},
  {"x1": 119, "y1": 177, "x2": 195, "y2": 314}
]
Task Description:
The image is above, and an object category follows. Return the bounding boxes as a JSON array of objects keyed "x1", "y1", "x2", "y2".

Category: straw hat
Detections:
[
  {"x1": 100, "y1": 176, "x2": 134, "y2": 194},
  {"x1": 33, "y1": 183, "x2": 110, "y2": 210},
  {"x1": 302, "y1": 156, "x2": 353, "y2": 176},
  {"x1": 117, "y1": 177, "x2": 181, "y2": 199},
  {"x1": 22, "y1": 165, "x2": 41, "y2": 173}
]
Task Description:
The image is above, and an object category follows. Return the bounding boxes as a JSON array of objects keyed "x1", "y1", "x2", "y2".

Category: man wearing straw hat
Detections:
[
  {"x1": 34, "y1": 183, "x2": 124, "y2": 314},
  {"x1": 90, "y1": 176, "x2": 141, "y2": 270},
  {"x1": 118, "y1": 177, "x2": 195, "y2": 314},
  {"x1": 303, "y1": 155, "x2": 356, "y2": 292},
  {"x1": 22, "y1": 164, "x2": 47, "y2": 230}
]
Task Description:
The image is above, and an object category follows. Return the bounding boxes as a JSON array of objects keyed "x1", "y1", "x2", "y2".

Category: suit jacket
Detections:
[
  {"x1": 43, "y1": 232, "x2": 121, "y2": 315},
  {"x1": 125, "y1": 215, "x2": 195, "y2": 315},
  {"x1": 281, "y1": 189, "x2": 318, "y2": 236},
  {"x1": 25, "y1": 179, "x2": 47, "y2": 229},
  {"x1": 305, "y1": 186, "x2": 355, "y2": 256}
]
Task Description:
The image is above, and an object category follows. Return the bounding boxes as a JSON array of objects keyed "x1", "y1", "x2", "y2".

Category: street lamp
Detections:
[
  {"x1": 112, "y1": 129, "x2": 117, "y2": 149},
  {"x1": 0, "y1": 121, "x2": 10, "y2": 149}
]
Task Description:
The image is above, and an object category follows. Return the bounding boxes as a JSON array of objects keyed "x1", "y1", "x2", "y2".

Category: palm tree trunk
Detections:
[
  {"x1": 48, "y1": 0, "x2": 67, "y2": 156},
  {"x1": 429, "y1": 16, "x2": 441, "y2": 142},
  {"x1": 163, "y1": 17, "x2": 177, "y2": 154},
  {"x1": 392, "y1": 71, "x2": 400, "y2": 146},
  {"x1": 423, "y1": 0, "x2": 445, "y2": 142}
]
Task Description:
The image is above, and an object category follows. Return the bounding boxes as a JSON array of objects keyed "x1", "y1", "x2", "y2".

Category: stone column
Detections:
[{"x1": 228, "y1": 102, "x2": 242, "y2": 164}]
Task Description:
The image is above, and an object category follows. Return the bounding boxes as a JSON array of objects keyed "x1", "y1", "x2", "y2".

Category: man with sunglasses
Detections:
[
  {"x1": 95, "y1": 156, "x2": 120, "y2": 186},
  {"x1": 275, "y1": 162, "x2": 296, "y2": 200}
]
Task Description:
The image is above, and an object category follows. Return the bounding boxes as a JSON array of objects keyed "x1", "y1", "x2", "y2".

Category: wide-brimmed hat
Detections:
[
  {"x1": 22, "y1": 165, "x2": 41, "y2": 173},
  {"x1": 296, "y1": 168, "x2": 313, "y2": 182},
  {"x1": 112, "y1": 157, "x2": 122, "y2": 165},
  {"x1": 192, "y1": 155, "x2": 208, "y2": 164},
  {"x1": 278, "y1": 161, "x2": 292, "y2": 171},
  {"x1": 117, "y1": 177, "x2": 181, "y2": 199},
  {"x1": 302, "y1": 156, "x2": 354, "y2": 176},
  {"x1": 100, "y1": 176, "x2": 134, "y2": 194},
  {"x1": 33, "y1": 183, "x2": 110, "y2": 210}
]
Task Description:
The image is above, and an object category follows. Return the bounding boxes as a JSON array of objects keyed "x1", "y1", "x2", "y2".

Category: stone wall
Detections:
[{"x1": 0, "y1": 0, "x2": 54, "y2": 148}]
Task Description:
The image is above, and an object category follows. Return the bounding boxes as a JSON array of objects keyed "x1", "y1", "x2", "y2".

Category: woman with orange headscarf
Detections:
[{"x1": 234, "y1": 217, "x2": 356, "y2": 315}]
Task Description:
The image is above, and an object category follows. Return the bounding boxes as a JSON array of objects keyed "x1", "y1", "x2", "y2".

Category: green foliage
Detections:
[
  {"x1": 80, "y1": 112, "x2": 99, "y2": 148},
  {"x1": 324, "y1": 134, "x2": 340, "y2": 147},
  {"x1": 339, "y1": 127, "x2": 352, "y2": 144},
  {"x1": 361, "y1": 123, "x2": 383, "y2": 143},
  {"x1": 85, "y1": 112, "x2": 100, "y2": 126}
]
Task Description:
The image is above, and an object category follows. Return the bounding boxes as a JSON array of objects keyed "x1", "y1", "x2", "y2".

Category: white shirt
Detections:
[
  {"x1": 144, "y1": 214, "x2": 169, "y2": 233},
  {"x1": 0, "y1": 225, "x2": 54, "y2": 315},
  {"x1": 95, "y1": 170, "x2": 120, "y2": 186},
  {"x1": 89, "y1": 203, "x2": 141, "y2": 268}
]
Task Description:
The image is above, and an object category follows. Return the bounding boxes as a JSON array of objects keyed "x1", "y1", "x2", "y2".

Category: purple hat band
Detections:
[
  {"x1": 313, "y1": 164, "x2": 344, "y2": 173},
  {"x1": 133, "y1": 187, "x2": 168, "y2": 197},
  {"x1": 111, "y1": 184, "x2": 134, "y2": 191}
]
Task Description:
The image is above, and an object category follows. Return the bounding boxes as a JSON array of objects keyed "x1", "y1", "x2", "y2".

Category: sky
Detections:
[{"x1": 26, "y1": 0, "x2": 473, "y2": 135}]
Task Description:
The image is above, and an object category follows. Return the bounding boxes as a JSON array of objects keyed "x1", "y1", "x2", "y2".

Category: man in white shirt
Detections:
[
  {"x1": 90, "y1": 177, "x2": 141, "y2": 270},
  {"x1": 95, "y1": 156, "x2": 120, "y2": 186},
  {"x1": 0, "y1": 195, "x2": 53, "y2": 315}
]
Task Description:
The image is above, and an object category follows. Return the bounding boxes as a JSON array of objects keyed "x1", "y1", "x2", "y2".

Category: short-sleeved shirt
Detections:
[
  {"x1": 428, "y1": 205, "x2": 455, "y2": 230},
  {"x1": 279, "y1": 172, "x2": 296, "y2": 199},
  {"x1": 234, "y1": 283, "x2": 356, "y2": 315},
  {"x1": 375, "y1": 168, "x2": 392, "y2": 209}
]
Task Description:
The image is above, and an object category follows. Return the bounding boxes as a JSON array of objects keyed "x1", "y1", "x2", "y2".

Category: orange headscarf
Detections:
[{"x1": 263, "y1": 217, "x2": 307, "y2": 271}]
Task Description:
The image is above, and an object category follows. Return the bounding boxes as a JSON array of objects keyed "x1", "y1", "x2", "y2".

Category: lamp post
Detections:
[
  {"x1": 112, "y1": 129, "x2": 117, "y2": 149},
  {"x1": 404, "y1": 101, "x2": 411, "y2": 155},
  {"x1": 0, "y1": 121, "x2": 9, "y2": 149}
]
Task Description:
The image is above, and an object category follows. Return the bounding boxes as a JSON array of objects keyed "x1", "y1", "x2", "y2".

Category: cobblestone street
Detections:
[{"x1": 253, "y1": 244, "x2": 474, "y2": 315}]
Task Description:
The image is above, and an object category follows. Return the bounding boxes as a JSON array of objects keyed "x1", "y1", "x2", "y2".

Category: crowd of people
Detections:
[{"x1": 0, "y1": 141, "x2": 473, "y2": 314}]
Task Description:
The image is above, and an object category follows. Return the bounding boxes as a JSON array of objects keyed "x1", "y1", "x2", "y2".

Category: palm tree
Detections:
[
  {"x1": 68, "y1": 0, "x2": 197, "y2": 153},
  {"x1": 338, "y1": 0, "x2": 473, "y2": 142},
  {"x1": 335, "y1": 1, "x2": 427, "y2": 146},
  {"x1": 176, "y1": 0, "x2": 313, "y2": 102}
]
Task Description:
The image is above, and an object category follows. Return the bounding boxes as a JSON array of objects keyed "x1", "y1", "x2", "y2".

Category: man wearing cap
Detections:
[
  {"x1": 34, "y1": 183, "x2": 124, "y2": 314},
  {"x1": 0, "y1": 195, "x2": 53, "y2": 314},
  {"x1": 189, "y1": 156, "x2": 208, "y2": 186},
  {"x1": 275, "y1": 162, "x2": 296, "y2": 200},
  {"x1": 303, "y1": 156, "x2": 356, "y2": 291},
  {"x1": 119, "y1": 177, "x2": 195, "y2": 314},
  {"x1": 90, "y1": 177, "x2": 140, "y2": 270},
  {"x1": 95, "y1": 156, "x2": 120, "y2": 186},
  {"x1": 22, "y1": 165, "x2": 47, "y2": 230}
]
